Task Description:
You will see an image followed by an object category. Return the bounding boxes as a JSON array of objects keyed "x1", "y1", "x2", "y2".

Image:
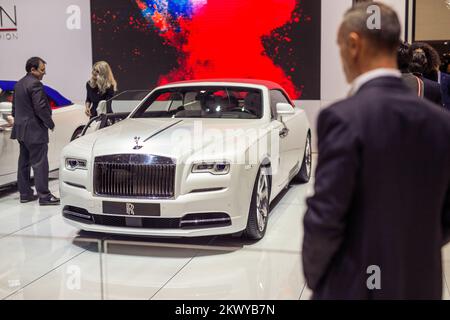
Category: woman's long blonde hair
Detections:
[{"x1": 89, "y1": 61, "x2": 117, "y2": 93}]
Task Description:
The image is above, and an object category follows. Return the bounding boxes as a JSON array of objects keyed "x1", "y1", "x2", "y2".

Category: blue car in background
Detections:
[{"x1": 0, "y1": 80, "x2": 88, "y2": 186}]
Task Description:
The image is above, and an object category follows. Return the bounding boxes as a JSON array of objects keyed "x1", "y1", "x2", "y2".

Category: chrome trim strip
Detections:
[
  {"x1": 143, "y1": 120, "x2": 183, "y2": 142},
  {"x1": 189, "y1": 187, "x2": 226, "y2": 193}
]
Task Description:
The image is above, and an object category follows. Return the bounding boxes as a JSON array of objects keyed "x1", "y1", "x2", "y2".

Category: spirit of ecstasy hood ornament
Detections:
[{"x1": 133, "y1": 136, "x2": 143, "y2": 150}]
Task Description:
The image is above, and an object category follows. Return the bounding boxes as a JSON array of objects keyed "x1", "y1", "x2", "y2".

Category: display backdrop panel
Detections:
[
  {"x1": 414, "y1": 0, "x2": 450, "y2": 41},
  {"x1": 0, "y1": 0, "x2": 92, "y2": 102},
  {"x1": 91, "y1": 0, "x2": 321, "y2": 99}
]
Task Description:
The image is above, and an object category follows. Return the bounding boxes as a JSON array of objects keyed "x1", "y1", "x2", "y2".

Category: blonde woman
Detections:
[{"x1": 85, "y1": 61, "x2": 117, "y2": 118}]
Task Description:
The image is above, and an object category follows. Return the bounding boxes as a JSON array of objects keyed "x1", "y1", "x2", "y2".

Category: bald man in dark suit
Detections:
[{"x1": 302, "y1": 2, "x2": 450, "y2": 299}]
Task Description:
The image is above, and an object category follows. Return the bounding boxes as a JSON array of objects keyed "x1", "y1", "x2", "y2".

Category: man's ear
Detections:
[{"x1": 347, "y1": 32, "x2": 362, "y2": 59}]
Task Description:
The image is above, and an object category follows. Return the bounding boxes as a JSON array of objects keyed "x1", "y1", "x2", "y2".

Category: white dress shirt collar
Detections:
[{"x1": 348, "y1": 68, "x2": 401, "y2": 97}]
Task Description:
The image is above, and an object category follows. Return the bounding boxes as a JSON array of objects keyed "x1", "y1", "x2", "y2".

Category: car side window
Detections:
[{"x1": 269, "y1": 89, "x2": 291, "y2": 119}]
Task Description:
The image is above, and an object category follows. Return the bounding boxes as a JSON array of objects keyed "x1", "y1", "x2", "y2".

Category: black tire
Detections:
[
  {"x1": 70, "y1": 126, "x2": 85, "y2": 141},
  {"x1": 295, "y1": 132, "x2": 312, "y2": 183},
  {"x1": 243, "y1": 166, "x2": 271, "y2": 240}
]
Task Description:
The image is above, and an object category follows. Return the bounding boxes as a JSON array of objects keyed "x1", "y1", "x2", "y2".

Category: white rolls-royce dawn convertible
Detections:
[
  {"x1": 0, "y1": 80, "x2": 88, "y2": 187},
  {"x1": 60, "y1": 79, "x2": 311, "y2": 240}
]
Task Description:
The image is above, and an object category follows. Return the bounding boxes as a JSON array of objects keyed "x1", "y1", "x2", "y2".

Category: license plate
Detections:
[{"x1": 102, "y1": 201, "x2": 160, "y2": 216}]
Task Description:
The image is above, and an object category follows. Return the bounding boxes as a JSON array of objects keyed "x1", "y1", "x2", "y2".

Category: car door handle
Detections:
[{"x1": 279, "y1": 127, "x2": 289, "y2": 138}]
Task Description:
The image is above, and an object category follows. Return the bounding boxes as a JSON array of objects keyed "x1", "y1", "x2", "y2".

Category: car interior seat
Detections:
[
  {"x1": 201, "y1": 94, "x2": 225, "y2": 115},
  {"x1": 227, "y1": 95, "x2": 239, "y2": 110},
  {"x1": 244, "y1": 92, "x2": 261, "y2": 116}
]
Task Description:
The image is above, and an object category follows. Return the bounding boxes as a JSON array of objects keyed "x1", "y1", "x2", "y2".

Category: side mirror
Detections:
[
  {"x1": 276, "y1": 102, "x2": 295, "y2": 115},
  {"x1": 276, "y1": 102, "x2": 294, "y2": 121},
  {"x1": 96, "y1": 100, "x2": 107, "y2": 115}
]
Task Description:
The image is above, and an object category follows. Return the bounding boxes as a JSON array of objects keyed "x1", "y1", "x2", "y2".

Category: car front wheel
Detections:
[{"x1": 243, "y1": 166, "x2": 270, "y2": 240}]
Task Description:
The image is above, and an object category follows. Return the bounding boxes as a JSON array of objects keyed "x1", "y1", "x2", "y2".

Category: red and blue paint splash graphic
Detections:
[{"x1": 134, "y1": 0, "x2": 302, "y2": 98}]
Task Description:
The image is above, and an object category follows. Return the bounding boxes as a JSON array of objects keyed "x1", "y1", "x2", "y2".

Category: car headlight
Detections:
[
  {"x1": 65, "y1": 158, "x2": 87, "y2": 171},
  {"x1": 191, "y1": 161, "x2": 230, "y2": 175}
]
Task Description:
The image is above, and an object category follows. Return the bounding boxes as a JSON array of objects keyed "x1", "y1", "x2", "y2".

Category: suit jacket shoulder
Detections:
[
  {"x1": 20, "y1": 73, "x2": 40, "y2": 88},
  {"x1": 319, "y1": 94, "x2": 364, "y2": 135},
  {"x1": 322, "y1": 77, "x2": 450, "y2": 141},
  {"x1": 11, "y1": 73, "x2": 54, "y2": 143}
]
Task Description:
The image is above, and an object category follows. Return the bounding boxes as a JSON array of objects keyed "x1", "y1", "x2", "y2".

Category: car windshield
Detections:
[{"x1": 131, "y1": 86, "x2": 263, "y2": 119}]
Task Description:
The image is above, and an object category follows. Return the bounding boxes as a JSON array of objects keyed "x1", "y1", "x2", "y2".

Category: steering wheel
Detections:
[{"x1": 228, "y1": 107, "x2": 256, "y2": 115}]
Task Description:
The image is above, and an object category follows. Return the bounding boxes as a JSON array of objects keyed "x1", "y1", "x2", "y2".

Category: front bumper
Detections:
[{"x1": 60, "y1": 180, "x2": 252, "y2": 237}]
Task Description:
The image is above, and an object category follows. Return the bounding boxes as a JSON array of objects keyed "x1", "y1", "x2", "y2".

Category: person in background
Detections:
[
  {"x1": 397, "y1": 42, "x2": 424, "y2": 97},
  {"x1": 443, "y1": 55, "x2": 450, "y2": 74},
  {"x1": 413, "y1": 42, "x2": 450, "y2": 110},
  {"x1": 302, "y1": 2, "x2": 450, "y2": 299},
  {"x1": 411, "y1": 42, "x2": 440, "y2": 81},
  {"x1": 410, "y1": 49, "x2": 443, "y2": 106},
  {"x1": 85, "y1": 61, "x2": 117, "y2": 118},
  {"x1": 10, "y1": 57, "x2": 60, "y2": 205}
]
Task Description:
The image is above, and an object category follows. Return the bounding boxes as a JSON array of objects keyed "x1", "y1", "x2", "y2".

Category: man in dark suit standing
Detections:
[
  {"x1": 411, "y1": 42, "x2": 448, "y2": 109},
  {"x1": 11, "y1": 57, "x2": 60, "y2": 205},
  {"x1": 302, "y1": 2, "x2": 450, "y2": 299}
]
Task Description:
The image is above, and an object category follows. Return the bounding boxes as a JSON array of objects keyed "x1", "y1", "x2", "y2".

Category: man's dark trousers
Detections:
[{"x1": 17, "y1": 141, "x2": 50, "y2": 198}]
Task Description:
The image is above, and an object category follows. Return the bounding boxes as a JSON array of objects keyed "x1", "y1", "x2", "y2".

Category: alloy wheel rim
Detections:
[{"x1": 256, "y1": 172, "x2": 269, "y2": 232}]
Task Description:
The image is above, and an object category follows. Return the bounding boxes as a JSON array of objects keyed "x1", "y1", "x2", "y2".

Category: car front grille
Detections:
[{"x1": 93, "y1": 154, "x2": 175, "y2": 199}]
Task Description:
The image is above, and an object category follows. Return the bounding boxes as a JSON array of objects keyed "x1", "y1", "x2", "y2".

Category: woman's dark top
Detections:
[{"x1": 85, "y1": 82, "x2": 115, "y2": 118}]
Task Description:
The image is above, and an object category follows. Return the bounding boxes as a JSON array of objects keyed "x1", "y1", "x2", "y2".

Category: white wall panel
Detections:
[
  {"x1": 320, "y1": 0, "x2": 353, "y2": 102},
  {"x1": 0, "y1": 0, "x2": 92, "y2": 103},
  {"x1": 379, "y1": 0, "x2": 407, "y2": 40}
]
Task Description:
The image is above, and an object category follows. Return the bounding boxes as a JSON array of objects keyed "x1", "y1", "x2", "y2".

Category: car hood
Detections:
[{"x1": 91, "y1": 117, "x2": 268, "y2": 162}]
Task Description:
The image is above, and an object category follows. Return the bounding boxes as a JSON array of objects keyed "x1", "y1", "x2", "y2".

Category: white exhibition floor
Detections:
[{"x1": 0, "y1": 156, "x2": 449, "y2": 300}]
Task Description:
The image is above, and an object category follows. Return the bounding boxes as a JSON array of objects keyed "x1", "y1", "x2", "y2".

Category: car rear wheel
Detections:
[
  {"x1": 295, "y1": 132, "x2": 312, "y2": 183},
  {"x1": 243, "y1": 166, "x2": 270, "y2": 240}
]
